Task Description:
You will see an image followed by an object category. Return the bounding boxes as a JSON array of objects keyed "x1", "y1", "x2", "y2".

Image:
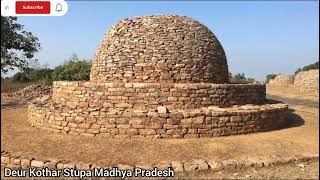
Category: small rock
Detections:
[
  {"x1": 194, "y1": 159, "x2": 208, "y2": 171},
  {"x1": 44, "y1": 161, "x2": 58, "y2": 169},
  {"x1": 171, "y1": 161, "x2": 184, "y2": 172},
  {"x1": 31, "y1": 160, "x2": 44, "y2": 168},
  {"x1": 222, "y1": 159, "x2": 237, "y2": 170},
  {"x1": 157, "y1": 106, "x2": 168, "y2": 114},
  {"x1": 208, "y1": 160, "x2": 224, "y2": 171},
  {"x1": 118, "y1": 163, "x2": 134, "y2": 170},
  {"x1": 156, "y1": 161, "x2": 171, "y2": 170},
  {"x1": 76, "y1": 162, "x2": 92, "y2": 170}
]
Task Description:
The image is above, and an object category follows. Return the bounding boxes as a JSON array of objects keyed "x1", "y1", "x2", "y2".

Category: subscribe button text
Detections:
[{"x1": 16, "y1": 1, "x2": 51, "y2": 14}]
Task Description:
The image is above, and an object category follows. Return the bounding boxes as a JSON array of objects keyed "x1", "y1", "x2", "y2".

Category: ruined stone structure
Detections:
[
  {"x1": 268, "y1": 75, "x2": 294, "y2": 86},
  {"x1": 28, "y1": 15, "x2": 289, "y2": 138},
  {"x1": 294, "y1": 69, "x2": 319, "y2": 90}
]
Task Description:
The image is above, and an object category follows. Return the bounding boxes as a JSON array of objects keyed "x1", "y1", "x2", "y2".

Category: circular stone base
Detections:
[
  {"x1": 28, "y1": 102, "x2": 289, "y2": 138},
  {"x1": 52, "y1": 81, "x2": 266, "y2": 109}
]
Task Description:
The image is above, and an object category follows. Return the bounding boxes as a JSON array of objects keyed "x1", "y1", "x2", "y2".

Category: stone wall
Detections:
[
  {"x1": 28, "y1": 103, "x2": 289, "y2": 138},
  {"x1": 294, "y1": 69, "x2": 319, "y2": 90},
  {"x1": 52, "y1": 81, "x2": 266, "y2": 109},
  {"x1": 90, "y1": 15, "x2": 229, "y2": 84},
  {"x1": 268, "y1": 75, "x2": 294, "y2": 86},
  {"x1": 2, "y1": 150, "x2": 318, "y2": 172}
]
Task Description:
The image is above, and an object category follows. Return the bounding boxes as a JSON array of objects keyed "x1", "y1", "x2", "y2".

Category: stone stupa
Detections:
[{"x1": 29, "y1": 15, "x2": 289, "y2": 138}]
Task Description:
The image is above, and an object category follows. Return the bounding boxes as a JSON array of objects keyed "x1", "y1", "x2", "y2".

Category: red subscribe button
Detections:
[{"x1": 16, "y1": 1, "x2": 50, "y2": 14}]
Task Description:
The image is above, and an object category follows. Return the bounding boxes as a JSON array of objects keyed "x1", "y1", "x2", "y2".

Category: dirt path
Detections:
[
  {"x1": 266, "y1": 85, "x2": 319, "y2": 102},
  {"x1": 267, "y1": 94, "x2": 319, "y2": 109}
]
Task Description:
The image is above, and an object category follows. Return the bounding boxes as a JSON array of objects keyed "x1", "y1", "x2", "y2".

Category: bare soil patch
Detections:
[
  {"x1": 267, "y1": 85, "x2": 319, "y2": 102},
  {"x1": 177, "y1": 159, "x2": 319, "y2": 179}
]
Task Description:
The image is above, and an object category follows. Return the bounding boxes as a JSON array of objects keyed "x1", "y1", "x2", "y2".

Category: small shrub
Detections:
[{"x1": 265, "y1": 74, "x2": 277, "y2": 83}]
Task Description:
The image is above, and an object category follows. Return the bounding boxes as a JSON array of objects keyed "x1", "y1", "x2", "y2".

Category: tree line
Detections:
[{"x1": 6, "y1": 57, "x2": 91, "y2": 85}]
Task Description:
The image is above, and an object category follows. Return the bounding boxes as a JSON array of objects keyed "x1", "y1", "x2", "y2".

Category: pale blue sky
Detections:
[{"x1": 18, "y1": 1, "x2": 319, "y2": 81}]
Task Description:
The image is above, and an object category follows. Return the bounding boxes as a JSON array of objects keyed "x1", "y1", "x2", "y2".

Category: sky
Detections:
[{"x1": 16, "y1": 0, "x2": 319, "y2": 81}]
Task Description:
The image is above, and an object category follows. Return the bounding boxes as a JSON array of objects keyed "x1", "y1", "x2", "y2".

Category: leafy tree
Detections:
[
  {"x1": 9, "y1": 67, "x2": 53, "y2": 85},
  {"x1": 11, "y1": 71, "x2": 28, "y2": 82},
  {"x1": 295, "y1": 61, "x2": 319, "y2": 75},
  {"x1": 1, "y1": 16, "x2": 40, "y2": 73},
  {"x1": 265, "y1": 74, "x2": 277, "y2": 83}
]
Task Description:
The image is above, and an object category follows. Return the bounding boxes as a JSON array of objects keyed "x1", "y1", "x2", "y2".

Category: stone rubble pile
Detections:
[{"x1": 3, "y1": 85, "x2": 52, "y2": 100}]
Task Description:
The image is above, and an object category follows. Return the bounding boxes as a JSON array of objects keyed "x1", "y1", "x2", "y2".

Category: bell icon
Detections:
[{"x1": 55, "y1": 3, "x2": 62, "y2": 12}]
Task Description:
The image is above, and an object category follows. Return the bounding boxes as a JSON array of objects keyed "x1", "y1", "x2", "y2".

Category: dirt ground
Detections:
[
  {"x1": 1, "y1": 86, "x2": 319, "y2": 179},
  {"x1": 266, "y1": 85, "x2": 319, "y2": 102},
  {"x1": 1, "y1": 104, "x2": 318, "y2": 165},
  {"x1": 177, "y1": 159, "x2": 319, "y2": 179}
]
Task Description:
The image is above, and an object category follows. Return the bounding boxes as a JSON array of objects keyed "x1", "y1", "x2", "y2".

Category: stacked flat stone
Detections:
[
  {"x1": 268, "y1": 75, "x2": 294, "y2": 86},
  {"x1": 28, "y1": 15, "x2": 289, "y2": 138},
  {"x1": 90, "y1": 15, "x2": 229, "y2": 84},
  {"x1": 294, "y1": 69, "x2": 319, "y2": 90}
]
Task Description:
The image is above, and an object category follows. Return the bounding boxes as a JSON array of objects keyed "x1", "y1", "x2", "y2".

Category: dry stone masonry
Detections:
[
  {"x1": 90, "y1": 15, "x2": 229, "y2": 84},
  {"x1": 28, "y1": 15, "x2": 290, "y2": 138},
  {"x1": 268, "y1": 69, "x2": 319, "y2": 92},
  {"x1": 268, "y1": 75, "x2": 294, "y2": 86},
  {"x1": 2, "y1": 150, "x2": 319, "y2": 172},
  {"x1": 294, "y1": 69, "x2": 319, "y2": 90}
]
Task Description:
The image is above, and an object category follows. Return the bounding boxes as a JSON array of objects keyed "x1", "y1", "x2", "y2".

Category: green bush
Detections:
[
  {"x1": 8, "y1": 56, "x2": 92, "y2": 84},
  {"x1": 295, "y1": 61, "x2": 319, "y2": 75},
  {"x1": 52, "y1": 60, "x2": 91, "y2": 81},
  {"x1": 265, "y1": 74, "x2": 277, "y2": 83},
  {"x1": 10, "y1": 67, "x2": 53, "y2": 85}
]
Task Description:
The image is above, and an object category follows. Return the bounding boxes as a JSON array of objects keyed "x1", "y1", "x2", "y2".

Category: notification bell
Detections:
[{"x1": 55, "y1": 3, "x2": 62, "y2": 12}]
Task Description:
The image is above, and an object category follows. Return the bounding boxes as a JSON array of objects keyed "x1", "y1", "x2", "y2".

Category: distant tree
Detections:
[
  {"x1": 10, "y1": 67, "x2": 53, "y2": 85},
  {"x1": 229, "y1": 73, "x2": 255, "y2": 84},
  {"x1": 11, "y1": 71, "x2": 28, "y2": 82},
  {"x1": 1, "y1": 16, "x2": 40, "y2": 73},
  {"x1": 295, "y1": 61, "x2": 319, "y2": 75},
  {"x1": 265, "y1": 74, "x2": 277, "y2": 83},
  {"x1": 52, "y1": 55, "x2": 91, "y2": 81}
]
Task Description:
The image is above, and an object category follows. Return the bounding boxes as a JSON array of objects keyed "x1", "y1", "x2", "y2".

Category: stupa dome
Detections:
[{"x1": 90, "y1": 15, "x2": 229, "y2": 83}]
